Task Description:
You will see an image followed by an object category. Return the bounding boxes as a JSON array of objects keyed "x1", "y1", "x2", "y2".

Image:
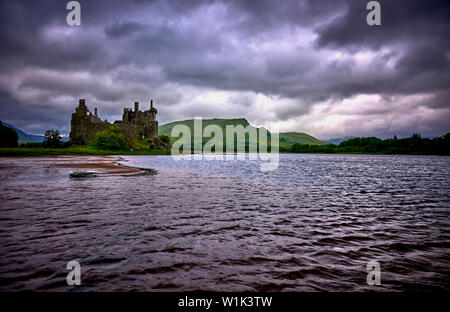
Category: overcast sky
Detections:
[{"x1": 0, "y1": 0, "x2": 449, "y2": 139}]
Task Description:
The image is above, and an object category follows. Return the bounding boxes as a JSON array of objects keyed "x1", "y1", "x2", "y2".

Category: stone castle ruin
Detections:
[{"x1": 70, "y1": 99, "x2": 158, "y2": 144}]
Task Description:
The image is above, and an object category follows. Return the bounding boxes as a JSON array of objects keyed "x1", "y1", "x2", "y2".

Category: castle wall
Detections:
[
  {"x1": 85, "y1": 123, "x2": 111, "y2": 144},
  {"x1": 114, "y1": 122, "x2": 144, "y2": 139},
  {"x1": 70, "y1": 116, "x2": 110, "y2": 144},
  {"x1": 70, "y1": 99, "x2": 158, "y2": 145}
]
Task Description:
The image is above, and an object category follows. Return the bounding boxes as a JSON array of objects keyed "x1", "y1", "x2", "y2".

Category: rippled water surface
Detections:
[{"x1": 0, "y1": 154, "x2": 449, "y2": 291}]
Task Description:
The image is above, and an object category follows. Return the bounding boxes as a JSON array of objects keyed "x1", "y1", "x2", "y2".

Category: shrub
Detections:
[
  {"x1": 94, "y1": 126, "x2": 128, "y2": 150},
  {"x1": 142, "y1": 136, "x2": 170, "y2": 150},
  {"x1": 159, "y1": 135, "x2": 171, "y2": 145}
]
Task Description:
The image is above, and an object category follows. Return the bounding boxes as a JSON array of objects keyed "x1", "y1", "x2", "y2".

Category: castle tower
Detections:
[
  {"x1": 149, "y1": 99, "x2": 157, "y2": 120},
  {"x1": 75, "y1": 99, "x2": 88, "y2": 115},
  {"x1": 146, "y1": 99, "x2": 158, "y2": 138}
]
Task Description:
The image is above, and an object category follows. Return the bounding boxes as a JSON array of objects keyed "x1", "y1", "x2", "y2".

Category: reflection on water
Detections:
[{"x1": 0, "y1": 154, "x2": 449, "y2": 291}]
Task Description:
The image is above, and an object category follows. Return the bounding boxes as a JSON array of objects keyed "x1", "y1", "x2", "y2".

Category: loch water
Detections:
[{"x1": 0, "y1": 154, "x2": 449, "y2": 291}]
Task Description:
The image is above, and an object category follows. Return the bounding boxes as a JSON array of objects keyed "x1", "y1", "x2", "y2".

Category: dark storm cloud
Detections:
[
  {"x1": 105, "y1": 22, "x2": 146, "y2": 38},
  {"x1": 0, "y1": 91, "x2": 73, "y2": 135},
  {"x1": 314, "y1": 0, "x2": 450, "y2": 97},
  {"x1": 316, "y1": 0, "x2": 450, "y2": 50},
  {"x1": 0, "y1": 0, "x2": 448, "y2": 138}
]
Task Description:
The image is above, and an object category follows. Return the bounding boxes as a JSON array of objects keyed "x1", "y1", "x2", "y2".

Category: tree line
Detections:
[{"x1": 287, "y1": 133, "x2": 450, "y2": 155}]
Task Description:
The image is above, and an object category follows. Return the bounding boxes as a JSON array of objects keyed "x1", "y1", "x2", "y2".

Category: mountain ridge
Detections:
[{"x1": 158, "y1": 118, "x2": 326, "y2": 148}]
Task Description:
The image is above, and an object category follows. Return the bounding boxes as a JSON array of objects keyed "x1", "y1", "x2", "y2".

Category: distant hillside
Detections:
[
  {"x1": 158, "y1": 118, "x2": 324, "y2": 150},
  {"x1": 159, "y1": 118, "x2": 266, "y2": 149},
  {"x1": 326, "y1": 137, "x2": 355, "y2": 145},
  {"x1": 159, "y1": 118, "x2": 258, "y2": 137},
  {"x1": 1, "y1": 121, "x2": 68, "y2": 144},
  {"x1": 2, "y1": 121, "x2": 45, "y2": 144},
  {"x1": 279, "y1": 132, "x2": 326, "y2": 146}
]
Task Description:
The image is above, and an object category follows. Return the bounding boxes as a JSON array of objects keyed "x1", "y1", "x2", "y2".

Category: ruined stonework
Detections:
[{"x1": 70, "y1": 99, "x2": 158, "y2": 144}]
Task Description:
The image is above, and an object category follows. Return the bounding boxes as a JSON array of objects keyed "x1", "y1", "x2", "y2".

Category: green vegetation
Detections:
[
  {"x1": 43, "y1": 130, "x2": 63, "y2": 148},
  {"x1": 0, "y1": 120, "x2": 18, "y2": 147},
  {"x1": 0, "y1": 125, "x2": 171, "y2": 156},
  {"x1": 159, "y1": 118, "x2": 326, "y2": 152},
  {"x1": 94, "y1": 126, "x2": 128, "y2": 150},
  {"x1": 279, "y1": 132, "x2": 326, "y2": 150},
  {"x1": 159, "y1": 118, "x2": 270, "y2": 152},
  {"x1": 159, "y1": 134, "x2": 171, "y2": 145},
  {"x1": 288, "y1": 133, "x2": 450, "y2": 155},
  {"x1": 288, "y1": 143, "x2": 337, "y2": 154},
  {"x1": 159, "y1": 118, "x2": 253, "y2": 136}
]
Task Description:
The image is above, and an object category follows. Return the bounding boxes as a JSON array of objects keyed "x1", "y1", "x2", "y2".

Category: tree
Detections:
[
  {"x1": 44, "y1": 130, "x2": 62, "y2": 147},
  {"x1": 94, "y1": 126, "x2": 128, "y2": 150},
  {"x1": 0, "y1": 121, "x2": 18, "y2": 147}
]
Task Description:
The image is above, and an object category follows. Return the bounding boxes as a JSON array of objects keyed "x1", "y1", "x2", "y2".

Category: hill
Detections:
[
  {"x1": 2, "y1": 121, "x2": 46, "y2": 144},
  {"x1": 158, "y1": 118, "x2": 324, "y2": 150},
  {"x1": 325, "y1": 137, "x2": 355, "y2": 145},
  {"x1": 159, "y1": 118, "x2": 266, "y2": 150},
  {"x1": 279, "y1": 132, "x2": 326, "y2": 146},
  {"x1": 159, "y1": 118, "x2": 258, "y2": 137},
  {"x1": 1, "y1": 121, "x2": 69, "y2": 144}
]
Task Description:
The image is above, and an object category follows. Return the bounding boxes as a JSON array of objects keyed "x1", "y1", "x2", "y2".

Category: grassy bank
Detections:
[{"x1": 0, "y1": 145, "x2": 171, "y2": 156}]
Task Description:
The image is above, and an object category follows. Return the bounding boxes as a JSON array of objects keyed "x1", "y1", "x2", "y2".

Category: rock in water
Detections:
[{"x1": 69, "y1": 171, "x2": 99, "y2": 178}]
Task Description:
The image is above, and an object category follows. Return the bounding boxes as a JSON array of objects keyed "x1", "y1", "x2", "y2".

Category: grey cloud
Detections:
[
  {"x1": 314, "y1": 0, "x2": 450, "y2": 95},
  {"x1": 105, "y1": 22, "x2": 146, "y2": 38},
  {"x1": 316, "y1": 0, "x2": 450, "y2": 50},
  {"x1": 0, "y1": 92, "x2": 73, "y2": 135}
]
